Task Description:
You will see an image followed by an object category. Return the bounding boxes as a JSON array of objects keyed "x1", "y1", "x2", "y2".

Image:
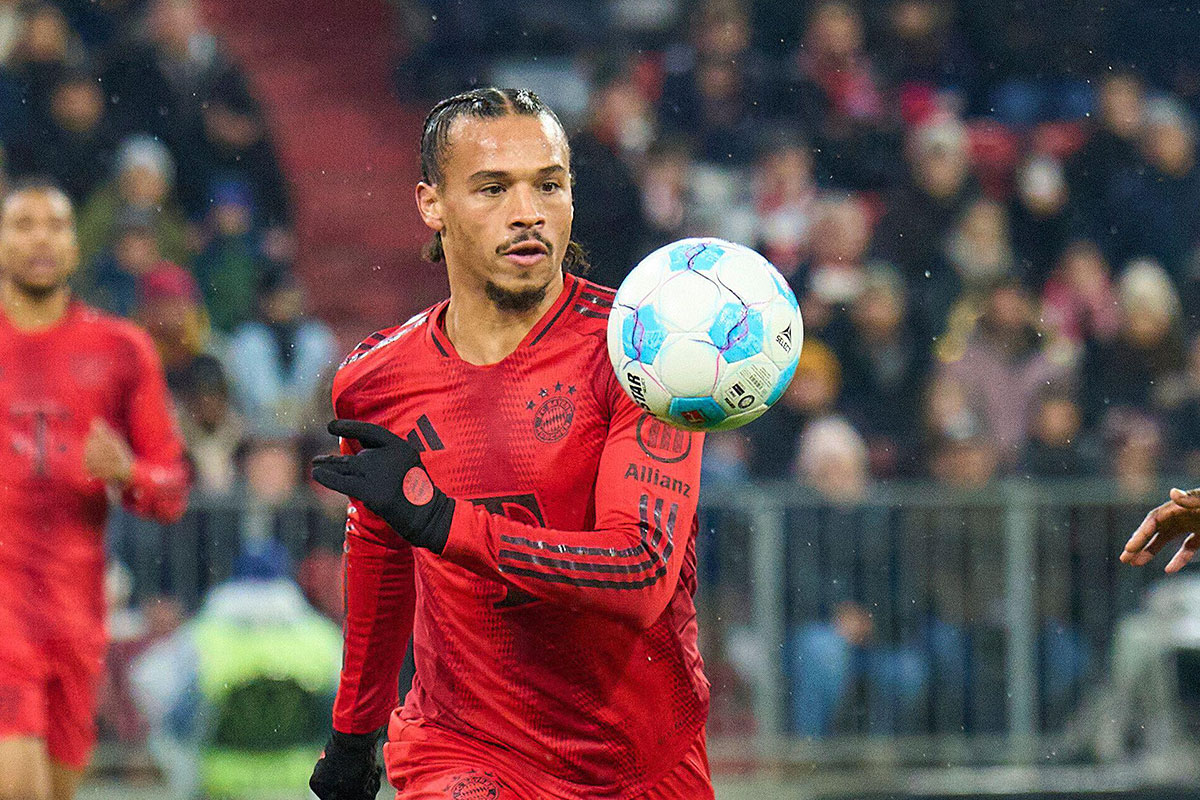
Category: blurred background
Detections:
[{"x1": 11, "y1": 0, "x2": 1197, "y2": 797}]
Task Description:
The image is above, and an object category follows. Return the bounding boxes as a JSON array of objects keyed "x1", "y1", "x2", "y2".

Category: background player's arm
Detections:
[
  {"x1": 330, "y1": 399, "x2": 417, "y2": 734},
  {"x1": 441, "y1": 392, "x2": 703, "y2": 630},
  {"x1": 117, "y1": 328, "x2": 190, "y2": 523}
]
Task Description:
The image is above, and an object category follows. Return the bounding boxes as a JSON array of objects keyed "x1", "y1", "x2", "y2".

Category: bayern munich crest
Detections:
[
  {"x1": 448, "y1": 772, "x2": 501, "y2": 799},
  {"x1": 527, "y1": 382, "x2": 576, "y2": 443}
]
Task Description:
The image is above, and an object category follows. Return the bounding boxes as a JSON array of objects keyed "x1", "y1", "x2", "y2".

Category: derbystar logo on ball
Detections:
[{"x1": 607, "y1": 237, "x2": 803, "y2": 432}]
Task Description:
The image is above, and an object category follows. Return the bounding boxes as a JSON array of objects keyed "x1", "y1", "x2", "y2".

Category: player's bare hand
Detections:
[
  {"x1": 1121, "y1": 488, "x2": 1200, "y2": 573},
  {"x1": 84, "y1": 418, "x2": 134, "y2": 486}
]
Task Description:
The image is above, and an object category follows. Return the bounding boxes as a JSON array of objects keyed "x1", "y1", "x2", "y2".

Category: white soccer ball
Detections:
[{"x1": 607, "y1": 237, "x2": 803, "y2": 431}]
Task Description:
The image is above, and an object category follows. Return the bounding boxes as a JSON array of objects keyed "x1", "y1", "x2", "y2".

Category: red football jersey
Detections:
[
  {"x1": 0, "y1": 301, "x2": 188, "y2": 644},
  {"x1": 330, "y1": 274, "x2": 709, "y2": 797}
]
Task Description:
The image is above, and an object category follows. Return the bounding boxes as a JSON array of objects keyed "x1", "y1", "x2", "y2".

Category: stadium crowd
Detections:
[
  {"x1": 398, "y1": 0, "x2": 1200, "y2": 499},
  {"x1": 7, "y1": 0, "x2": 1200, "y2": 774}
]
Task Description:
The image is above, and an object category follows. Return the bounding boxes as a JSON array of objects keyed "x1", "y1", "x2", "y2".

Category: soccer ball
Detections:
[{"x1": 607, "y1": 237, "x2": 803, "y2": 432}]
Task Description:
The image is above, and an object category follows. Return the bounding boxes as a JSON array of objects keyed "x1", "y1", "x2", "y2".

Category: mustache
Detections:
[{"x1": 496, "y1": 231, "x2": 552, "y2": 255}]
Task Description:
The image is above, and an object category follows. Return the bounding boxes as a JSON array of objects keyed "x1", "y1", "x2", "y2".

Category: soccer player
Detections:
[
  {"x1": 1122, "y1": 487, "x2": 1200, "y2": 572},
  {"x1": 308, "y1": 88, "x2": 712, "y2": 799},
  {"x1": 0, "y1": 180, "x2": 189, "y2": 800}
]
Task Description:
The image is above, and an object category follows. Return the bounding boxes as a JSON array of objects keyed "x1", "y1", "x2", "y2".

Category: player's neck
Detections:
[
  {"x1": 445, "y1": 274, "x2": 565, "y2": 365},
  {"x1": 0, "y1": 280, "x2": 72, "y2": 331}
]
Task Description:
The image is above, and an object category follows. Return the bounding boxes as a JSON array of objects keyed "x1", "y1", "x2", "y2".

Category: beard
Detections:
[
  {"x1": 484, "y1": 278, "x2": 551, "y2": 313},
  {"x1": 8, "y1": 276, "x2": 64, "y2": 301}
]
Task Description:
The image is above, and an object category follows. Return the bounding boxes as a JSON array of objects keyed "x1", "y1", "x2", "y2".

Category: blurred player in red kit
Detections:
[
  {"x1": 0, "y1": 180, "x2": 188, "y2": 800},
  {"x1": 307, "y1": 89, "x2": 713, "y2": 799}
]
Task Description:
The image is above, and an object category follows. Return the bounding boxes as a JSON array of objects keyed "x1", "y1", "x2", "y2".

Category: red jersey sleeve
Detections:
[
  {"x1": 119, "y1": 326, "x2": 189, "y2": 522},
  {"x1": 441, "y1": 379, "x2": 703, "y2": 631},
  {"x1": 330, "y1": 390, "x2": 417, "y2": 735}
]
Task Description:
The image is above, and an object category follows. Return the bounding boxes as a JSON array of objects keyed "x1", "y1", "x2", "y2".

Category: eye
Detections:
[
  {"x1": 541, "y1": 181, "x2": 562, "y2": 193},
  {"x1": 480, "y1": 184, "x2": 504, "y2": 196}
]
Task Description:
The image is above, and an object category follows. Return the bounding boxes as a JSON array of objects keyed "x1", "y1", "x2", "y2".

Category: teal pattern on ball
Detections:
[
  {"x1": 622, "y1": 306, "x2": 668, "y2": 363},
  {"x1": 708, "y1": 303, "x2": 763, "y2": 363},
  {"x1": 668, "y1": 241, "x2": 725, "y2": 272}
]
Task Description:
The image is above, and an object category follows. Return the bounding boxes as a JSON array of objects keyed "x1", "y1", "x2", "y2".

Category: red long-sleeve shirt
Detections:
[
  {"x1": 0, "y1": 301, "x2": 189, "y2": 644},
  {"x1": 330, "y1": 274, "x2": 709, "y2": 798}
]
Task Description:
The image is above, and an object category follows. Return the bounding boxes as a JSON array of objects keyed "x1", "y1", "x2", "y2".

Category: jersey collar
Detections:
[{"x1": 427, "y1": 272, "x2": 582, "y2": 362}]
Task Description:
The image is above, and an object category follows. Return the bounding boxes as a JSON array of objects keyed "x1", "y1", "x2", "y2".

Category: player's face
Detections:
[
  {"x1": 0, "y1": 189, "x2": 79, "y2": 297},
  {"x1": 419, "y1": 113, "x2": 573, "y2": 309}
]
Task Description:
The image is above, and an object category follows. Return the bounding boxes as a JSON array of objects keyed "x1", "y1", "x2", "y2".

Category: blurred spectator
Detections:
[
  {"x1": 0, "y1": 0, "x2": 21, "y2": 66},
  {"x1": 928, "y1": 433, "x2": 997, "y2": 488},
  {"x1": 728, "y1": 131, "x2": 818, "y2": 277},
  {"x1": 236, "y1": 438, "x2": 312, "y2": 548},
  {"x1": 1066, "y1": 73, "x2": 1145, "y2": 224},
  {"x1": 180, "y1": 75, "x2": 292, "y2": 248},
  {"x1": 1009, "y1": 154, "x2": 1081, "y2": 288},
  {"x1": 1020, "y1": 388, "x2": 1093, "y2": 478},
  {"x1": 1106, "y1": 97, "x2": 1200, "y2": 280},
  {"x1": 829, "y1": 264, "x2": 930, "y2": 477},
  {"x1": 100, "y1": 0, "x2": 238, "y2": 150},
  {"x1": 194, "y1": 177, "x2": 266, "y2": 331},
  {"x1": 224, "y1": 272, "x2": 336, "y2": 437},
  {"x1": 783, "y1": 0, "x2": 901, "y2": 189},
  {"x1": 789, "y1": 599, "x2": 928, "y2": 737},
  {"x1": 1080, "y1": 259, "x2": 1187, "y2": 430},
  {"x1": 797, "y1": 196, "x2": 872, "y2": 338},
  {"x1": 569, "y1": 70, "x2": 652, "y2": 289},
  {"x1": 7, "y1": 69, "x2": 117, "y2": 202},
  {"x1": 930, "y1": 198, "x2": 1016, "y2": 349},
  {"x1": 938, "y1": 280, "x2": 1070, "y2": 469},
  {"x1": 873, "y1": 118, "x2": 978, "y2": 305},
  {"x1": 659, "y1": 0, "x2": 768, "y2": 165},
  {"x1": 178, "y1": 354, "x2": 245, "y2": 496},
  {"x1": 639, "y1": 136, "x2": 698, "y2": 247},
  {"x1": 875, "y1": 0, "x2": 973, "y2": 102},
  {"x1": 130, "y1": 538, "x2": 341, "y2": 800},
  {"x1": 135, "y1": 261, "x2": 212, "y2": 396},
  {"x1": 1040, "y1": 240, "x2": 1120, "y2": 352},
  {"x1": 78, "y1": 206, "x2": 161, "y2": 316},
  {"x1": 1105, "y1": 410, "x2": 1164, "y2": 499},
  {"x1": 923, "y1": 373, "x2": 980, "y2": 445},
  {"x1": 77, "y1": 134, "x2": 191, "y2": 266},
  {"x1": 747, "y1": 338, "x2": 841, "y2": 479},
  {"x1": 0, "y1": 2, "x2": 86, "y2": 132},
  {"x1": 795, "y1": 415, "x2": 869, "y2": 503}
]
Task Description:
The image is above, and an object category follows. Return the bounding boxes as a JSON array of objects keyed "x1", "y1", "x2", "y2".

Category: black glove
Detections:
[
  {"x1": 312, "y1": 419, "x2": 455, "y2": 553},
  {"x1": 310, "y1": 728, "x2": 383, "y2": 800}
]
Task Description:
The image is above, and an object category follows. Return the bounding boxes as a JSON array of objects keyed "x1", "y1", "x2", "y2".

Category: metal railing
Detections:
[{"x1": 104, "y1": 479, "x2": 1174, "y2": 769}]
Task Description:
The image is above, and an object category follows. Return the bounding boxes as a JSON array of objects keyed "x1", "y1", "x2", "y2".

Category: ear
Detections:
[{"x1": 415, "y1": 181, "x2": 444, "y2": 234}]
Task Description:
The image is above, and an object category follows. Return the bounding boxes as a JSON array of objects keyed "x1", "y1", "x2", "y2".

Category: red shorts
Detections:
[
  {"x1": 0, "y1": 633, "x2": 104, "y2": 770},
  {"x1": 385, "y1": 719, "x2": 714, "y2": 800}
]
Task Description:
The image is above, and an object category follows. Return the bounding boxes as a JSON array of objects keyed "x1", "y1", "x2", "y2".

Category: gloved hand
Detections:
[
  {"x1": 312, "y1": 419, "x2": 454, "y2": 553},
  {"x1": 310, "y1": 728, "x2": 384, "y2": 800}
]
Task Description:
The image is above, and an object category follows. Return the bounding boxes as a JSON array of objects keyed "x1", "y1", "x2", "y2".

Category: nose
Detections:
[{"x1": 507, "y1": 183, "x2": 545, "y2": 230}]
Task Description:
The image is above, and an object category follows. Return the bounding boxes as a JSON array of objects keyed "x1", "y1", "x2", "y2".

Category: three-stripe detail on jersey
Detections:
[
  {"x1": 574, "y1": 286, "x2": 615, "y2": 320},
  {"x1": 339, "y1": 330, "x2": 390, "y2": 368},
  {"x1": 495, "y1": 494, "x2": 676, "y2": 589},
  {"x1": 404, "y1": 414, "x2": 444, "y2": 452}
]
